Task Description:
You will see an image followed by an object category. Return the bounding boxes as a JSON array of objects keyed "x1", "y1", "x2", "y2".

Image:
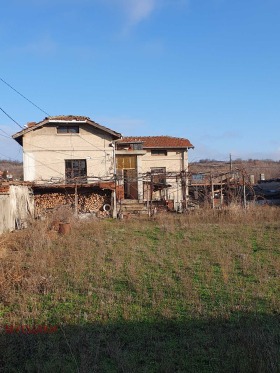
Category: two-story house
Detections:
[
  {"x1": 13, "y1": 115, "x2": 194, "y2": 210},
  {"x1": 115, "y1": 136, "x2": 194, "y2": 208}
]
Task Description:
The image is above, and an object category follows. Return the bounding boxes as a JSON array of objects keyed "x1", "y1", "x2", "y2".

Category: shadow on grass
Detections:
[{"x1": 0, "y1": 312, "x2": 279, "y2": 373}]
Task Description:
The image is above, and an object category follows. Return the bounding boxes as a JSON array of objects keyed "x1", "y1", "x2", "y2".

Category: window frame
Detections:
[
  {"x1": 57, "y1": 125, "x2": 79, "y2": 134},
  {"x1": 65, "y1": 159, "x2": 87, "y2": 182},
  {"x1": 151, "y1": 167, "x2": 166, "y2": 185},
  {"x1": 151, "y1": 149, "x2": 167, "y2": 156}
]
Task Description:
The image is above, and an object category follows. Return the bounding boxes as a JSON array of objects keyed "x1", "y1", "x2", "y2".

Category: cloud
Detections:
[
  {"x1": 120, "y1": 0, "x2": 157, "y2": 25},
  {"x1": 105, "y1": 0, "x2": 187, "y2": 29}
]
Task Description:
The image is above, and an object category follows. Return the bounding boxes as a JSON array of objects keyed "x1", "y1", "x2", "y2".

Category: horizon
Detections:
[{"x1": 1, "y1": 0, "x2": 280, "y2": 162}]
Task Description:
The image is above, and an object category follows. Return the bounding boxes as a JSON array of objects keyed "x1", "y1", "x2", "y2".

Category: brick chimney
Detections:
[{"x1": 27, "y1": 122, "x2": 37, "y2": 128}]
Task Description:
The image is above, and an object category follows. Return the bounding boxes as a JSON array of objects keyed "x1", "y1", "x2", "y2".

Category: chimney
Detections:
[{"x1": 27, "y1": 122, "x2": 37, "y2": 128}]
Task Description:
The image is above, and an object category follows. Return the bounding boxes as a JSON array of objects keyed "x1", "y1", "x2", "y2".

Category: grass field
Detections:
[{"x1": 0, "y1": 207, "x2": 279, "y2": 372}]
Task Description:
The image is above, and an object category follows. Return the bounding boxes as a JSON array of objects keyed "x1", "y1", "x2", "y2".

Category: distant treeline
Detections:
[{"x1": 190, "y1": 159, "x2": 280, "y2": 181}]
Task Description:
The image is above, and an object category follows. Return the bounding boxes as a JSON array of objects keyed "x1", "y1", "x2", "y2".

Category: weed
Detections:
[{"x1": 0, "y1": 207, "x2": 279, "y2": 371}]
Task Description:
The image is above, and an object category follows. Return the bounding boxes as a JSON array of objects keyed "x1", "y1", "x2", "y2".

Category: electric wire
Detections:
[
  {"x1": 0, "y1": 107, "x2": 23, "y2": 129},
  {"x1": 0, "y1": 132, "x2": 11, "y2": 139},
  {"x1": 0, "y1": 77, "x2": 50, "y2": 116},
  {"x1": 0, "y1": 126, "x2": 12, "y2": 137}
]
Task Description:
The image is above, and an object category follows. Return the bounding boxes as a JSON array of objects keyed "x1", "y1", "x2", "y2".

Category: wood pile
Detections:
[{"x1": 35, "y1": 191, "x2": 111, "y2": 215}]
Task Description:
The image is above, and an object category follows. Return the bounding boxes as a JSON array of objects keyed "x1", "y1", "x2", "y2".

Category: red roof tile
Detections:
[
  {"x1": 47, "y1": 115, "x2": 90, "y2": 121},
  {"x1": 117, "y1": 136, "x2": 194, "y2": 149}
]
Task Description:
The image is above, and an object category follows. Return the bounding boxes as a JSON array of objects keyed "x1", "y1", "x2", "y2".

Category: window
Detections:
[
  {"x1": 132, "y1": 143, "x2": 143, "y2": 150},
  {"x1": 117, "y1": 143, "x2": 143, "y2": 150},
  {"x1": 57, "y1": 126, "x2": 79, "y2": 134},
  {"x1": 151, "y1": 167, "x2": 166, "y2": 184},
  {"x1": 192, "y1": 174, "x2": 204, "y2": 181},
  {"x1": 65, "y1": 159, "x2": 87, "y2": 182},
  {"x1": 151, "y1": 149, "x2": 167, "y2": 156}
]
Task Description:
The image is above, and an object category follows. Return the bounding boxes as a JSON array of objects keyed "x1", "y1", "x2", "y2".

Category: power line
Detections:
[
  {"x1": 0, "y1": 77, "x2": 50, "y2": 116},
  {"x1": 0, "y1": 107, "x2": 22, "y2": 129},
  {"x1": 0, "y1": 132, "x2": 11, "y2": 139},
  {"x1": 0, "y1": 127, "x2": 11, "y2": 137}
]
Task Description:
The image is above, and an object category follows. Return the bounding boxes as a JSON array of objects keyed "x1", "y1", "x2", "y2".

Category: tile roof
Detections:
[
  {"x1": 47, "y1": 115, "x2": 90, "y2": 121},
  {"x1": 117, "y1": 136, "x2": 194, "y2": 149},
  {"x1": 12, "y1": 115, "x2": 122, "y2": 145}
]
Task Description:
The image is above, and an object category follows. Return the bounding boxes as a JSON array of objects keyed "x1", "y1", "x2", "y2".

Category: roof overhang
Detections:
[{"x1": 12, "y1": 116, "x2": 122, "y2": 146}]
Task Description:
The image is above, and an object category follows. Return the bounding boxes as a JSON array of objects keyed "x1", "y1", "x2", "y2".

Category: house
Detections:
[
  {"x1": 12, "y1": 115, "x2": 122, "y2": 183},
  {"x1": 12, "y1": 116, "x2": 194, "y2": 212},
  {"x1": 115, "y1": 136, "x2": 194, "y2": 210}
]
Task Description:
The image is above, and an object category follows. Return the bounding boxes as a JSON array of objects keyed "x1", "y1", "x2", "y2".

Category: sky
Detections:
[{"x1": 1, "y1": 0, "x2": 280, "y2": 162}]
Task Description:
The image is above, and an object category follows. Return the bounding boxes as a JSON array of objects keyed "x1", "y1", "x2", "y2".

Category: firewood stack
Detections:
[{"x1": 34, "y1": 192, "x2": 111, "y2": 215}]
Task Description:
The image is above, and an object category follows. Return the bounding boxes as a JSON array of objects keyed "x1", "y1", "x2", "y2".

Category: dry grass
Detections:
[{"x1": 0, "y1": 205, "x2": 279, "y2": 371}]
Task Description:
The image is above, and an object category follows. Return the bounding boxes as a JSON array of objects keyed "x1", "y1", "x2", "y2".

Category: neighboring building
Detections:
[
  {"x1": 116, "y1": 136, "x2": 194, "y2": 207},
  {"x1": 12, "y1": 115, "x2": 122, "y2": 183},
  {"x1": 254, "y1": 178, "x2": 280, "y2": 205},
  {"x1": 12, "y1": 116, "x2": 194, "y2": 210}
]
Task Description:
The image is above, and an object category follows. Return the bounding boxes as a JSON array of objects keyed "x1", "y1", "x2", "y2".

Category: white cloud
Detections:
[
  {"x1": 120, "y1": 0, "x2": 157, "y2": 25},
  {"x1": 105, "y1": 0, "x2": 188, "y2": 29}
]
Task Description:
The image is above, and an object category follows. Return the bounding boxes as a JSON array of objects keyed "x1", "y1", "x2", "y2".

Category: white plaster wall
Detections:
[
  {"x1": 139, "y1": 150, "x2": 188, "y2": 173},
  {"x1": 0, "y1": 186, "x2": 34, "y2": 234},
  {"x1": 0, "y1": 195, "x2": 12, "y2": 234},
  {"x1": 22, "y1": 123, "x2": 115, "y2": 182},
  {"x1": 140, "y1": 149, "x2": 189, "y2": 208}
]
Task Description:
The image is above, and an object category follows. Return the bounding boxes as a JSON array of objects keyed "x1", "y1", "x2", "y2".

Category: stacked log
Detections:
[
  {"x1": 35, "y1": 193, "x2": 66, "y2": 213},
  {"x1": 35, "y1": 191, "x2": 111, "y2": 215}
]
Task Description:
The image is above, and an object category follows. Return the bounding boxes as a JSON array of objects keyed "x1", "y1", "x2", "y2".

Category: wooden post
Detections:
[
  {"x1": 211, "y1": 174, "x2": 215, "y2": 209},
  {"x1": 150, "y1": 173, "x2": 153, "y2": 216},
  {"x1": 220, "y1": 175, "x2": 223, "y2": 208},
  {"x1": 181, "y1": 171, "x2": 187, "y2": 212},
  {"x1": 147, "y1": 179, "x2": 150, "y2": 216},
  {"x1": 74, "y1": 183, "x2": 78, "y2": 216},
  {"x1": 243, "y1": 173, "x2": 246, "y2": 209},
  {"x1": 176, "y1": 175, "x2": 179, "y2": 212}
]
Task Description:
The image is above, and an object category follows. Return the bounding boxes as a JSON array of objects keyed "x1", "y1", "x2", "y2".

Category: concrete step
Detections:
[
  {"x1": 118, "y1": 200, "x2": 148, "y2": 214},
  {"x1": 120, "y1": 199, "x2": 139, "y2": 204}
]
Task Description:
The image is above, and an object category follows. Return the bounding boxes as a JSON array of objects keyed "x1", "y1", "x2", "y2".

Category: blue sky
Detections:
[{"x1": 1, "y1": 0, "x2": 280, "y2": 162}]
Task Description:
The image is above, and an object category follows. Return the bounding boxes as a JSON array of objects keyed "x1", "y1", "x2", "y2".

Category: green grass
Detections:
[{"x1": 0, "y1": 209, "x2": 279, "y2": 372}]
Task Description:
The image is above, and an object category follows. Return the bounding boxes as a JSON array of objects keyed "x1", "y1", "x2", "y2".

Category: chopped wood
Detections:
[{"x1": 34, "y1": 191, "x2": 111, "y2": 215}]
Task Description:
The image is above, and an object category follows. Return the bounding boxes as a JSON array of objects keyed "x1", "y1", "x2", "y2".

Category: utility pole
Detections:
[{"x1": 230, "y1": 153, "x2": 232, "y2": 172}]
